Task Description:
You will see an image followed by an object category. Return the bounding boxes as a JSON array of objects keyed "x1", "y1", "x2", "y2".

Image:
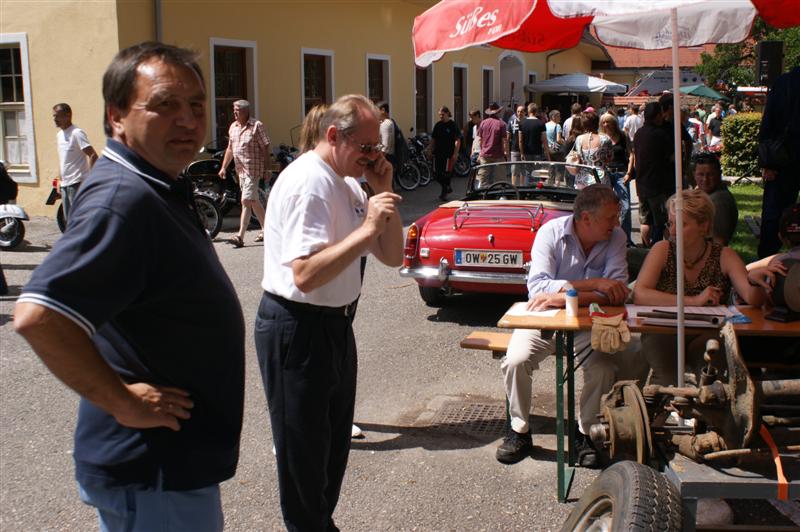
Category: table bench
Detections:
[{"x1": 460, "y1": 331, "x2": 512, "y2": 359}]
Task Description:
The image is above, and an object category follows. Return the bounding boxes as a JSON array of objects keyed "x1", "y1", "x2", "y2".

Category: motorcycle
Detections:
[
  {"x1": 0, "y1": 160, "x2": 29, "y2": 249},
  {"x1": 181, "y1": 140, "x2": 271, "y2": 225}
]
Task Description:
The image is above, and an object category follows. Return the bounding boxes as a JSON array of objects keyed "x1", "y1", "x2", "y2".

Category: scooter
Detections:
[{"x1": 0, "y1": 160, "x2": 29, "y2": 249}]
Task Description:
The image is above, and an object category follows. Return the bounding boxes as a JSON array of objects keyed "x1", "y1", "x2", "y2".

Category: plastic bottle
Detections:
[{"x1": 565, "y1": 284, "x2": 579, "y2": 317}]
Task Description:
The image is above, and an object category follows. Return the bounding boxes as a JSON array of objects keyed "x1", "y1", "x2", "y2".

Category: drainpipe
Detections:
[{"x1": 154, "y1": 0, "x2": 163, "y2": 41}]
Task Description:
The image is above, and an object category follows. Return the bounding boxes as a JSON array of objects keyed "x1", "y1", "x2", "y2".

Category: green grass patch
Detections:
[{"x1": 728, "y1": 183, "x2": 762, "y2": 263}]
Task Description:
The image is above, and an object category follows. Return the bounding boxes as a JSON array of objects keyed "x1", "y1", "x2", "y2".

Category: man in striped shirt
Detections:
[{"x1": 219, "y1": 99, "x2": 270, "y2": 247}]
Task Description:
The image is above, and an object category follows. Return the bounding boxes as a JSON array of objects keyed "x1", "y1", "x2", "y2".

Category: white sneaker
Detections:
[{"x1": 351, "y1": 424, "x2": 363, "y2": 438}]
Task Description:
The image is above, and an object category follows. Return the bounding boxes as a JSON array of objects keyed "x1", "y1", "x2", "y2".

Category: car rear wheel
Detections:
[
  {"x1": 419, "y1": 286, "x2": 447, "y2": 307},
  {"x1": 560, "y1": 461, "x2": 682, "y2": 532}
]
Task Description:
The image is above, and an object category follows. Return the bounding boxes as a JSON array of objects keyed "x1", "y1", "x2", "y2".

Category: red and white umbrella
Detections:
[{"x1": 413, "y1": 0, "x2": 800, "y2": 386}]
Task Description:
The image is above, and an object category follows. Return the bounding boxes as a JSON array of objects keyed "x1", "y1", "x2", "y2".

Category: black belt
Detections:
[{"x1": 265, "y1": 291, "x2": 358, "y2": 317}]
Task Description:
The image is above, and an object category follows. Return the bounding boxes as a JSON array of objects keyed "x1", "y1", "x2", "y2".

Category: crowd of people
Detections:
[{"x1": 11, "y1": 39, "x2": 799, "y2": 531}]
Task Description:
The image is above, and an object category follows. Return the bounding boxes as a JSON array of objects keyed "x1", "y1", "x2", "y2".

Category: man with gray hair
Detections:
[
  {"x1": 255, "y1": 94, "x2": 403, "y2": 530},
  {"x1": 15, "y1": 42, "x2": 245, "y2": 531},
  {"x1": 496, "y1": 184, "x2": 643, "y2": 467},
  {"x1": 219, "y1": 99, "x2": 270, "y2": 247},
  {"x1": 52, "y1": 102, "x2": 98, "y2": 221}
]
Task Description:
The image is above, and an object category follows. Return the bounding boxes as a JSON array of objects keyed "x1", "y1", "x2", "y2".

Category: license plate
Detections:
[{"x1": 454, "y1": 249, "x2": 523, "y2": 268}]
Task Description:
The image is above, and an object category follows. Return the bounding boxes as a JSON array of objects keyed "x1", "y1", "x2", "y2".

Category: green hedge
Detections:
[{"x1": 720, "y1": 112, "x2": 761, "y2": 177}]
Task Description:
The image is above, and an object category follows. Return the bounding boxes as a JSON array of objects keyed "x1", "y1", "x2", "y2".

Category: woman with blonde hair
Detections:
[
  {"x1": 298, "y1": 103, "x2": 329, "y2": 153},
  {"x1": 634, "y1": 189, "x2": 771, "y2": 385}
]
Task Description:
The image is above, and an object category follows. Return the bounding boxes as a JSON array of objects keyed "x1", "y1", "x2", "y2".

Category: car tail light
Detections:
[{"x1": 403, "y1": 223, "x2": 419, "y2": 265}]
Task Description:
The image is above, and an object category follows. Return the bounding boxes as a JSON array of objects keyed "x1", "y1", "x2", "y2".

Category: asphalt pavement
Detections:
[{"x1": 1, "y1": 177, "x2": 795, "y2": 531}]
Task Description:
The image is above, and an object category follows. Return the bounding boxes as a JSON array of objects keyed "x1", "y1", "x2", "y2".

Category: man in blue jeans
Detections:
[{"x1": 15, "y1": 42, "x2": 245, "y2": 532}]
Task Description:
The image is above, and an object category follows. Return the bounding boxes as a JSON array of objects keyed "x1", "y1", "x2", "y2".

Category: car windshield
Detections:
[{"x1": 464, "y1": 161, "x2": 601, "y2": 202}]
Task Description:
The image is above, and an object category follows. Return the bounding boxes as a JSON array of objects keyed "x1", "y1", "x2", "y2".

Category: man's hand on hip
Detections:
[{"x1": 115, "y1": 383, "x2": 194, "y2": 432}]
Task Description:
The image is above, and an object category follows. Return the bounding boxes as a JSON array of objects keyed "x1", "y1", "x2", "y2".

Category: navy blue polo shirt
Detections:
[{"x1": 19, "y1": 139, "x2": 245, "y2": 491}]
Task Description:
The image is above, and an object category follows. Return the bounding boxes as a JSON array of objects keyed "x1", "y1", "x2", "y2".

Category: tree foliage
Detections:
[{"x1": 696, "y1": 18, "x2": 800, "y2": 93}]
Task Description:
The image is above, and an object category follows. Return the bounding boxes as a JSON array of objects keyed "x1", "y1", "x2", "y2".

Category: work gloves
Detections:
[{"x1": 590, "y1": 304, "x2": 631, "y2": 353}]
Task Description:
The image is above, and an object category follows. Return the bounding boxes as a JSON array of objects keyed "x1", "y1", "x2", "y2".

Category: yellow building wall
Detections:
[
  {"x1": 2, "y1": 0, "x2": 599, "y2": 216},
  {"x1": 1, "y1": 0, "x2": 123, "y2": 214}
]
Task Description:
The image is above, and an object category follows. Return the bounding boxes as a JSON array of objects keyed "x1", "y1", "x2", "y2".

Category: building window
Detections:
[
  {"x1": 366, "y1": 55, "x2": 389, "y2": 105},
  {"x1": 415, "y1": 66, "x2": 431, "y2": 133},
  {"x1": 213, "y1": 46, "x2": 247, "y2": 146},
  {"x1": 482, "y1": 68, "x2": 494, "y2": 112},
  {"x1": 302, "y1": 50, "x2": 333, "y2": 116},
  {"x1": 526, "y1": 72, "x2": 538, "y2": 104},
  {"x1": 591, "y1": 60, "x2": 612, "y2": 70},
  {"x1": 453, "y1": 65, "x2": 467, "y2": 127},
  {"x1": 0, "y1": 35, "x2": 35, "y2": 183}
]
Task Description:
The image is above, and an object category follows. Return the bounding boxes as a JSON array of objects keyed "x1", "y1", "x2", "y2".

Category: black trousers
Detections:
[
  {"x1": 758, "y1": 174, "x2": 800, "y2": 258},
  {"x1": 255, "y1": 293, "x2": 358, "y2": 532},
  {"x1": 433, "y1": 155, "x2": 451, "y2": 193}
]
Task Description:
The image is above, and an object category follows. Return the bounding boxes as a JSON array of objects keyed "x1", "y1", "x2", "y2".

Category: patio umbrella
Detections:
[
  {"x1": 679, "y1": 83, "x2": 730, "y2": 101},
  {"x1": 526, "y1": 72, "x2": 628, "y2": 94},
  {"x1": 413, "y1": 0, "x2": 800, "y2": 387}
]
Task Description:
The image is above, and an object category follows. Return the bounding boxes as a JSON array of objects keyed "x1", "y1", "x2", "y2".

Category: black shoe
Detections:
[
  {"x1": 496, "y1": 430, "x2": 533, "y2": 464},
  {"x1": 575, "y1": 431, "x2": 599, "y2": 469},
  {"x1": 438, "y1": 193, "x2": 448, "y2": 201},
  {"x1": 447, "y1": 185, "x2": 453, "y2": 193}
]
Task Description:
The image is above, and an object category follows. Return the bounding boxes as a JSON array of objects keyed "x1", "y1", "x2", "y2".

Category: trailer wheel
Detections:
[{"x1": 561, "y1": 461, "x2": 681, "y2": 532}]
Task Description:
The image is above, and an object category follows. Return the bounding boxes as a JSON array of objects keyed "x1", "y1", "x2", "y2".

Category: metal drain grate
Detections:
[{"x1": 428, "y1": 401, "x2": 506, "y2": 436}]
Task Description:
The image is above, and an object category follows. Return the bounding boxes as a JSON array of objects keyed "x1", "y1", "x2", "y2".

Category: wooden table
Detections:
[{"x1": 496, "y1": 305, "x2": 799, "y2": 503}]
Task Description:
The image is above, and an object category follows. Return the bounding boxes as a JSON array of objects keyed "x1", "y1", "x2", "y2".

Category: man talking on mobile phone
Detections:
[{"x1": 255, "y1": 94, "x2": 403, "y2": 531}]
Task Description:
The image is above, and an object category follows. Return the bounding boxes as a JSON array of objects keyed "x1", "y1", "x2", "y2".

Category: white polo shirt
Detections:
[
  {"x1": 57, "y1": 124, "x2": 93, "y2": 187},
  {"x1": 262, "y1": 151, "x2": 368, "y2": 307}
]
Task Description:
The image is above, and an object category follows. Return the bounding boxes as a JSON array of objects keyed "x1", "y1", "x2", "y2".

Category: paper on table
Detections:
[
  {"x1": 505, "y1": 301, "x2": 561, "y2": 317},
  {"x1": 624, "y1": 305, "x2": 736, "y2": 318}
]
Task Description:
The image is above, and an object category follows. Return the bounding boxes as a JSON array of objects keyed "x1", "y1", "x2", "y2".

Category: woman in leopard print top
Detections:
[{"x1": 633, "y1": 189, "x2": 771, "y2": 386}]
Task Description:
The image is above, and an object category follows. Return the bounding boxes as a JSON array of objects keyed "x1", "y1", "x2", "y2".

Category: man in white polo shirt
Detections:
[
  {"x1": 255, "y1": 94, "x2": 403, "y2": 531},
  {"x1": 53, "y1": 103, "x2": 98, "y2": 221}
]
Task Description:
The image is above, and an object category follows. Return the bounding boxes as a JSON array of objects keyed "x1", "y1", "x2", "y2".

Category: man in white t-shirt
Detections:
[
  {"x1": 623, "y1": 104, "x2": 644, "y2": 143},
  {"x1": 53, "y1": 103, "x2": 97, "y2": 220},
  {"x1": 255, "y1": 94, "x2": 403, "y2": 531}
]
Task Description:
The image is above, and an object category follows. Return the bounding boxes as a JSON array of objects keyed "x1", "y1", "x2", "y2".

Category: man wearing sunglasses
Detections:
[{"x1": 255, "y1": 94, "x2": 403, "y2": 531}]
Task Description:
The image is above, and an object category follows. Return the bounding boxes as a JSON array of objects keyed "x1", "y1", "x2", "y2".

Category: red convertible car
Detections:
[{"x1": 399, "y1": 160, "x2": 601, "y2": 306}]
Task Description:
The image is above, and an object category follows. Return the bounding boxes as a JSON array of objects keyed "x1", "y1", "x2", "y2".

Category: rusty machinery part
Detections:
[{"x1": 590, "y1": 380, "x2": 653, "y2": 464}]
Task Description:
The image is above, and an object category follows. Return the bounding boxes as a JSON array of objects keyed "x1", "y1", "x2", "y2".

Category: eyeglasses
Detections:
[{"x1": 343, "y1": 131, "x2": 384, "y2": 154}]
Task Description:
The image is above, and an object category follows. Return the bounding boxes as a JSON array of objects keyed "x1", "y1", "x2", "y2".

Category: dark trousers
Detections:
[
  {"x1": 758, "y1": 174, "x2": 800, "y2": 258},
  {"x1": 433, "y1": 155, "x2": 451, "y2": 194},
  {"x1": 255, "y1": 293, "x2": 358, "y2": 532}
]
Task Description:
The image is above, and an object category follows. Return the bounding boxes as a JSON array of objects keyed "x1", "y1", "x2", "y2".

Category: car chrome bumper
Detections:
[{"x1": 399, "y1": 264, "x2": 526, "y2": 285}]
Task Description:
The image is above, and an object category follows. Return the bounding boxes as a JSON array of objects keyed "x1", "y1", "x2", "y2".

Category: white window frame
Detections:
[
  {"x1": 0, "y1": 33, "x2": 36, "y2": 183},
  {"x1": 413, "y1": 64, "x2": 434, "y2": 134},
  {"x1": 452, "y1": 63, "x2": 469, "y2": 127},
  {"x1": 365, "y1": 53, "x2": 391, "y2": 107},
  {"x1": 481, "y1": 66, "x2": 495, "y2": 109},
  {"x1": 300, "y1": 48, "x2": 334, "y2": 121},
  {"x1": 209, "y1": 37, "x2": 258, "y2": 142}
]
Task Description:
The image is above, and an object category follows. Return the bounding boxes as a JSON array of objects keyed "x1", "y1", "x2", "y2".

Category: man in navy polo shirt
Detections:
[{"x1": 14, "y1": 42, "x2": 245, "y2": 532}]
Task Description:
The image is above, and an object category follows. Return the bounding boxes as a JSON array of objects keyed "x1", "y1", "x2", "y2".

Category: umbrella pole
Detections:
[{"x1": 671, "y1": 8, "x2": 686, "y2": 389}]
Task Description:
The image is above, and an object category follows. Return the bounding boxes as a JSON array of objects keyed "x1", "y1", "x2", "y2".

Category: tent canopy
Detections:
[
  {"x1": 678, "y1": 84, "x2": 729, "y2": 101},
  {"x1": 525, "y1": 73, "x2": 627, "y2": 94}
]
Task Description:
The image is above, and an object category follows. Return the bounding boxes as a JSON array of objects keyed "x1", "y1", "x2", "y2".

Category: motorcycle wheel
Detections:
[
  {"x1": 454, "y1": 153, "x2": 470, "y2": 177},
  {"x1": 0, "y1": 217, "x2": 25, "y2": 249},
  {"x1": 193, "y1": 194, "x2": 223, "y2": 238},
  {"x1": 396, "y1": 162, "x2": 421, "y2": 191},
  {"x1": 417, "y1": 159, "x2": 432, "y2": 186},
  {"x1": 56, "y1": 203, "x2": 66, "y2": 233}
]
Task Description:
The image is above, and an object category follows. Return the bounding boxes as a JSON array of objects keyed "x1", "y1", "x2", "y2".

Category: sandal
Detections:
[
  {"x1": 255, "y1": 232, "x2": 264, "y2": 243},
  {"x1": 230, "y1": 235, "x2": 244, "y2": 248}
]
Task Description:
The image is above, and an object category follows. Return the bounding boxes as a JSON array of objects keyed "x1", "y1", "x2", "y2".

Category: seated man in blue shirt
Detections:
[
  {"x1": 14, "y1": 42, "x2": 245, "y2": 532},
  {"x1": 497, "y1": 185, "x2": 643, "y2": 466}
]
